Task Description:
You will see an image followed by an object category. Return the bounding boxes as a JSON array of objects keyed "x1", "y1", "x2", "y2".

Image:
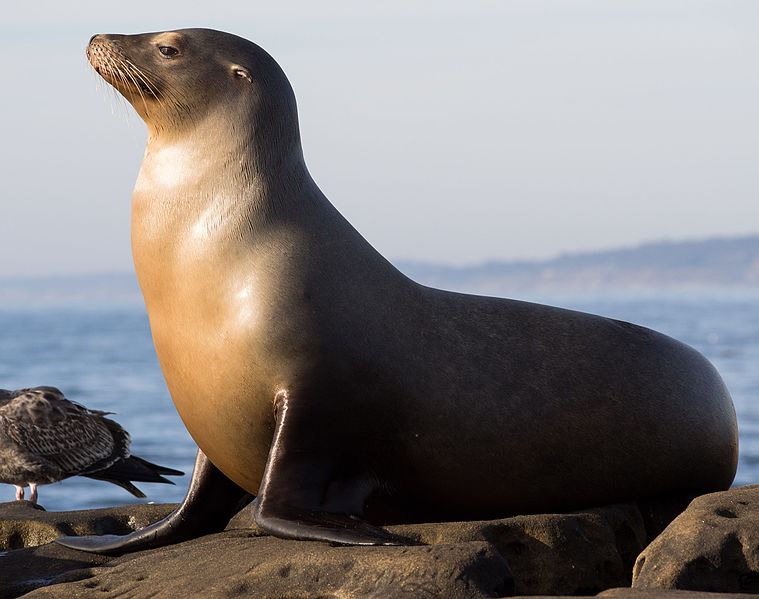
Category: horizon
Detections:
[
  {"x1": 2, "y1": 1, "x2": 758, "y2": 277},
  {"x1": 1, "y1": 231, "x2": 757, "y2": 282},
  {"x1": 1, "y1": 232, "x2": 756, "y2": 309}
]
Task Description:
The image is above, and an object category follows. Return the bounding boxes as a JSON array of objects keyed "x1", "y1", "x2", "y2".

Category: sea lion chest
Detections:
[{"x1": 131, "y1": 177, "x2": 281, "y2": 492}]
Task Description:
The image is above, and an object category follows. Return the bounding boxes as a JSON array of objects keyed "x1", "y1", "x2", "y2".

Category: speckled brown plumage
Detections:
[{"x1": 0, "y1": 387, "x2": 182, "y2": 503}]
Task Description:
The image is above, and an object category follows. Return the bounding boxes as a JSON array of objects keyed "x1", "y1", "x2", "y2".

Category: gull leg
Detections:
[
  {"x1": 15, "y1": 485, "x2": 24, "y2": 501},
  {"x1": 29, "y1": 483, "x2": 38, "y2": 504}
]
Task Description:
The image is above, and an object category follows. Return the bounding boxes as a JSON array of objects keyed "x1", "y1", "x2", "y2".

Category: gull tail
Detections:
[{"x1": 83, "y1": 455, "x2": 184, "y2": 498}]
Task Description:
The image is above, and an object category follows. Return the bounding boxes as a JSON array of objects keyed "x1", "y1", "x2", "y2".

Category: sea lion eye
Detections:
[
  {"x1": 233, "y1": 67, "x2": 252, "y2": 83},
  {"x1": 158, "y1": 46, "x2": 179, "y2": 58}
]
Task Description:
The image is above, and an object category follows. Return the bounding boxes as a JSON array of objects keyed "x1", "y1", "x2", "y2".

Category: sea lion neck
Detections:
[{"x1": 135, "y1": 110, "x2": 312, "y2": 223}]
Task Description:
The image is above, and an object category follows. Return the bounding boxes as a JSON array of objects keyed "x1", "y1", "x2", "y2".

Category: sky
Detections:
[{"x1": 1, "y1": 1, "x2": 757, "y2": 277}]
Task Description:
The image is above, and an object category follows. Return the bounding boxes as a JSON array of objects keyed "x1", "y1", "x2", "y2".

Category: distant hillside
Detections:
[
  {"x1": 0, "y1": 273, "x2": 142, "y2": 308},
  {"x1": 1, "y1": 235, "x2": 758, "y2": 307},
  {"x1": 398, "y1": 235, "x2": 759, "y2": 295}
]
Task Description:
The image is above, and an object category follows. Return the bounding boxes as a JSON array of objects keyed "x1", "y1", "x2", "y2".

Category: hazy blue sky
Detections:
[{"x1": 1, "y1": 1, "x2": 757, "y2": 277}]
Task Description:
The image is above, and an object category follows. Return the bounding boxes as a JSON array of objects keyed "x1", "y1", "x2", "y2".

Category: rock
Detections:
[
  {"x1": 632, "y1": 485, "x2": 759, "y2": 594},
  {"x1": 392, "y1": 503, "x2": 649, "y2": 596},
  {"x1": 19, "y1": 532, "x2": 513, "y2": 599},
  {"x1": 229, "y1": 499, "x2": 661, "y2": 595},
  {"x1": 598, "y1": 590, "x2": 756, "y2": 598},
  {"x1": 0, "y1": 541, "x2": 111, "y2": 599},
  {"x1": 0, "y1": 501, "x2": 176, "y2": 551},
  {"x1": 0, "y1": 495, "x2": 689, "y2": 598},
  {"x1": 514, "y1": 590, "x2": 753, "y2": 598}
]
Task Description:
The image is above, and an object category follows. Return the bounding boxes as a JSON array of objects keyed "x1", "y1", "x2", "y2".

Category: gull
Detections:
[{"x1": 0, "y1": 386, "x2": 182, "y2": 503}]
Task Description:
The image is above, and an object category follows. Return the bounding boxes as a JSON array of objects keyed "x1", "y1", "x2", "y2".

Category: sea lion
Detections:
[{"x1": 59, "y1": 28, "x2": 738, "y2": 553}]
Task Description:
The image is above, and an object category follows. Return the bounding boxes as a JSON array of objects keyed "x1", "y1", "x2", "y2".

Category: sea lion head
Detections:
[{"x1": 86, "y1": 28, "x2": 299, "y2": 147}]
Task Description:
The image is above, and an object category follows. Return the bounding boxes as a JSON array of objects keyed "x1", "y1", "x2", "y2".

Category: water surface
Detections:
[{"x1": 0, "y1": 291, "x2": 756, "y2": 510}]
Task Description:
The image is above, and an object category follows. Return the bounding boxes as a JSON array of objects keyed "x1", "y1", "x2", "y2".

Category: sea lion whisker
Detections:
[
  {"x1": 118, "y1": 58, "x2": 150, "y2": 113},
  {"x1": 87, "y1": 49, "x2": 126, "y2": 119},
  {"x1": 94, "y1": 57, "x2": 121, "y2": 115},
  {"x1": 102, "y1": 55, "x2": 127, "y2": 92},
  {"x1": 123, "y1": 61, "x2": 174, "y2": 121},
  {"x1": 122, "y1": 58, "x2": 161, "y2": 99},
  {"x1": 151, "y1": 81, "x2": 192, "y2": 121},
  {"x1": 102, "y1": 55, "x2": 133, "y2": 101},
  {"x1": 117, "y1": 59, "x2": 148, "y2": 94},
  {"x1": 105, "y1": 58, "x2": 138, "y2": 123},
  {"x1": 119, "y1": 56, "x2": 180, "y2": 108},
  {"x1": 122, "y1": 59, "x2": 191, "y2": 125},
  {"x1": 116, "y1": 58, "x2": 151, "y2": 115},
  {"x1": 108, "y1": 65, "x2": 134, "y2": 117},
  {"x1": 141, "y1": 70, "x2": 193, "y2": 114},
  {"x1": 91, "y1": 69, "x2": 113, "y2": 113}
]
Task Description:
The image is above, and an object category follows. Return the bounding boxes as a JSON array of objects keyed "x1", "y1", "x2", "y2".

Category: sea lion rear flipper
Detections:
[
  {"x1": 253, "y1": 392, "x2": 409, "y2": 546},
  {"x1": 56, "y1": 449, "x2": 253, "y2": 555}
]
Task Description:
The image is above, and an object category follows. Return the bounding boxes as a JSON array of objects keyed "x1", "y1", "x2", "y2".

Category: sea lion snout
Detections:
[{"x1": 87, "y1": 34, "x2": 167, "y2": 117}]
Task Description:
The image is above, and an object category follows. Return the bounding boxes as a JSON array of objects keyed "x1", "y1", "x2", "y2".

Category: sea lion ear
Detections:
[{"x1": 231, "y1": 65, "x2": 252, "y2": 83}]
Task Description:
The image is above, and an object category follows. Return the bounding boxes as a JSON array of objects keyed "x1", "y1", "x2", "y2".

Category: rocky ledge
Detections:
[{"x1": 0, "y1": 486, "x2": 757, "y2": 598}]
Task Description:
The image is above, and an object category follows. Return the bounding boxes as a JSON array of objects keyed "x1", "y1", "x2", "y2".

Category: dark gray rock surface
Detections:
[
  {"x1": 0, "y1": 501, "x2": 175, "y2": 551},
  {"x1": 392, "y1": 504, "x2": 647, "y2": 596},
  {"x1": 20, "y1": 532, "x2": 512, "y2": 599},
  {"x1": 0, "y1": 494, "x2": 695, "y2": 598},
  {"x1": 1, "y1": 541, "x2": 111, "y2": 599},
  {"x1": 520, "y1": 591, "x2": 755, "y2": 598},
  {"x1": 633, "y1": 485, "x2": 759, "y2": 594}
]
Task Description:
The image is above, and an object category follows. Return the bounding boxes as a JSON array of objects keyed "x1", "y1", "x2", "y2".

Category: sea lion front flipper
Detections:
[
  {"x1": 253, "y1": 392, "x2": 409, "y2": 546},
  {"x1": 56, "y1": 449, "x2": 253, "y2": 554},
  {"x1": 254, "y1": 506, "x2": 408, "y2": 546}
]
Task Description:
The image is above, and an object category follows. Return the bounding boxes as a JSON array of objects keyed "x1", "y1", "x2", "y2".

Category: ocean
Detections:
[{"x1": 0, "y1": 290, "x2": 756, "y2": 511}]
